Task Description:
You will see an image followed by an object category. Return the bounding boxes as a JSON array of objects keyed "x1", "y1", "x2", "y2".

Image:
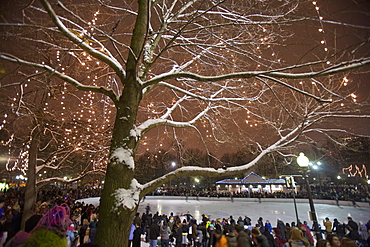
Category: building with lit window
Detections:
[{"x1": 215, "y1": 172, "x2": 286, "y2": 194}]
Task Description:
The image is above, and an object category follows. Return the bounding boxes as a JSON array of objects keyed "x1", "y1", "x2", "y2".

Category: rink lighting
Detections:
[{"x1": 297, "y1": 152, "x2": 321, "y2": 241}]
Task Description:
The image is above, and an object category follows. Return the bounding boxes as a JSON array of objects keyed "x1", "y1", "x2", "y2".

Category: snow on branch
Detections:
[
  {"x1": 140, "y1": 125, "x2": 303, "y2": 196},
  {"x1": 144, "y1": 58, "x2": 370, "y2": 86}
]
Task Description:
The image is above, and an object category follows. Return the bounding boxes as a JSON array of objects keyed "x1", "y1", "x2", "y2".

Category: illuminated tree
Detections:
[
  {"x1": 0, "y1": 75, "x2": 106, "y2": 227},
  {"x1": 0, "y1": 0, "x2": 369, "y2": 246}
]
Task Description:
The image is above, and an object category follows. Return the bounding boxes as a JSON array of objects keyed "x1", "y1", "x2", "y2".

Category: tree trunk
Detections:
[
  {"x1": 95, "y1": 117, "x2": 140, "y2": 247},
  {"x1": 95, "y1": 70, "x2": 143, "y2": 247},
  {"x1": 21, "y1": 127, "x2": 40, "y2": 229},
  {"x1": 95, "y1": 0, "x2": 149, "y2": 245}
]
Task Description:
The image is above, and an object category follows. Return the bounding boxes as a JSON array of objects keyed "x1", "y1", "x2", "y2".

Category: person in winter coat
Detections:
[
  {"x1": 66, "y1": 224, "x2": 78, "y2": 247},
  {"x1": 129, "y1": 223, "x2": 136, "y2": 247},
  {"x1": 345, "y1": 217, "x2": 360, "y2": 241},
  {"x1": 262, "y1": 226, "x2": 275, "y2": 247},
  {"x1": 265, "y1": 221, "x2": 273, "y2": 233},
  {"x1": 208, "y1": 225, "x2": 216, "y2": 247},
  {"x1": 226, "y1": 228, "x2": 237, "y2": 247},
  {"x1": 237, "y1": 217, "x2": 245, "y2": 227},
  {"x1": 191, "y1": 220, "x2": 199, "y2": 246},
  {"x1": 323, "y1": 218, "x2": 332, "y2": 237},
  {"x1": 273, "y1": 229, "x2": 287, "y2": 247},
  {"x1": 149, "y1": 220, "x2": 161, "y2": 247},
  {"x1": 244, "y1": 217, "x2": 252, "y2": 227},
  {"x1": 283, "y1": 228, "x2": 309, "y2": 247},
  {"x1": 300, "y1": 222, "x2": 314, "y2": 246},
  {"x1": 181, "y1": 220, "x2": 190, "y2": 247},
  {"x1": 284, "y1": 223, "x2": 291, "y2": 242},
  {"x1": 276, "y1": 219, "x2": 286, "y2": 240},
  {"x1": 235, "y1": 225, "x2": 251, "y2": 247},
  {"x1": 251, "y1": 228, "x2": 269, "y2": 247},
  {"x1": 195, "y1": 225, "x2": 203, "y2": 247},
  {"x1": 214, "y1": 229, "x2": 228, "y2": 247},
  {"x1": 79, "y1": 219, "x2": 89, "y2": 246},
  {"x1": 168, "y1": 216, "x2": 176, "y2": 232},
  {"x1": 160, "y1": 221, "x2": 171, "y2": 247},
  {"x1": 174, "y1": 222, "x2": 184, "y2": 247},
  {"x1": 134, "y1": 213, "x2": 142, "y2": 228},
  {"x1": 133, "y1": 223, "x2": 143, "y2": 247},
  {"x1": 89, "y1": 223, "x2": 98, "y2": 244},
  {"x1": 257, "y1": 218, "x2": 264, "y2": 229}
]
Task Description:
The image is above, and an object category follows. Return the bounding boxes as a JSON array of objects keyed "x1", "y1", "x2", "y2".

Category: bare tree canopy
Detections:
[{"x1": 0, "y1": 0, "x2": 369, "y2": 246}]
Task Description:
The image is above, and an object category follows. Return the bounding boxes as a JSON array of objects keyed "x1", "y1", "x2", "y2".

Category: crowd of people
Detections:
[
  {"x1": 151, "y1": 184, "x2": 369, "y2": 204},
  {"x1": 0, "y1": 185, "x2": 367, "y2": 247},
  {"x1": 131, "y1": 207, "x2": 369, "y2": 247},
  {"x1": 4, "y1": 183, "x2": 368, "y2": 206}
]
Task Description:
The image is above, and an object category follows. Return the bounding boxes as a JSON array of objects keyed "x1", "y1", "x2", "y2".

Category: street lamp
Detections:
[
  {"x1": 286, "y1": 176, "x2": 300, "y2": 226},
  {"x1": 169, "y1": 162, "x2": 176, "y2": 188},
  {"x1": 297, "y1": 152, "x2": 321, "y2": 241}
]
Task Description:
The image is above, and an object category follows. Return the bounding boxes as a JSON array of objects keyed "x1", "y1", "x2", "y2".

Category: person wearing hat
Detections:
[
  {"x1": 208, "y1": 224, "x2": 216, "y2": 247},
  {"x1": 265, "y1": 221, "x2": 272, "y2": 233}
]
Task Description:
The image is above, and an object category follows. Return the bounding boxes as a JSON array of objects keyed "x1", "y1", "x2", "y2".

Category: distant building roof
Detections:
[{"x1": 216, "y1": 172, "x2": 286, "y2": 185}]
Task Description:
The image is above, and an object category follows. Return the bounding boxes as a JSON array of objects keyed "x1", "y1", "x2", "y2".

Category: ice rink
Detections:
[
  {"x1": 77, "y1": 196, "x2": 370, "y2": 226},
  {"x1": 137, "y1": 197, "x2": 369, "y2": 226}
]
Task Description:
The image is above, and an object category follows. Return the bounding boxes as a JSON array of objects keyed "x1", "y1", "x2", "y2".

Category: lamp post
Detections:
[
  {"x1": 297, "y1": 152, "x2": 321, "y2": 241},
  {"x1": 169, "y1": 162, "x2": 176, "y2": 188},
  {"x1": 289, "y1": 176, "x2": 300, "y2": 226}
]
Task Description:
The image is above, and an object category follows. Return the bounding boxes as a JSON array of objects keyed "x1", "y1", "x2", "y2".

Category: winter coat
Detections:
[
  {"x1": 174, "y1": 226, "x2": 184, "y2": 247},
  {"x1": 133, "y1": 227, "x2": 142, "y2": 247},
  {"x1": 89, "y1": 227, "x2": 97, "y2": 243},
  {"x1": 300, "y1": 225, "x2": 313, "y2": 245},
  {"x1": 149, "y1": 222, "x2": 160, "y2": 240},
  {"x1": 236, "y1": 230, "x2": 251, "y2": 247},
  {"x1": 196, "y1": 229, "x2": 203, "y2": 244},
  {"x1": 160, "y1": 225, "x2": 171, "y2": 240},
  {"x1": 208, "y1": 229, "x2": 216, "y2": 247},
  {"x1": 346, "y1": 220, "x2": 360, "y2": 240},
  {"x1": 129, "y1": 224, "x2": 136, "y2": 241},
  {"x1": 276, "y1": 222, "x2": 285, "y2": 240},
  {"x1": 254, "y1": 234, "x2": 270, "y2": 247},
  {"x1": 274, "y1": 235, "x2": 287, "y2": 247},
  {"x1": 263, "y1": 230, "x2": 276, "y2": 247},
  {"x1": 215, "y1": 235, "x2": 228, "y2": 247},
  {"x1": 226, "y1": 232, "x2": 238, "y2": 247}
]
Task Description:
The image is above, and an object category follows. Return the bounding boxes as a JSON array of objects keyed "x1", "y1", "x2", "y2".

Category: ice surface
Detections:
[
  {"x1": 137, "y1": 197, "x2": 369, "y2": 227},
  {"x1": 76, "y1": 196, "x2": 369, "y2": 226}
]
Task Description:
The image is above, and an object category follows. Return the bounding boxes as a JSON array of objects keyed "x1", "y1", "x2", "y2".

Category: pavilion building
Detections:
[{"x1": 215, "y1": 172, "x2": 286, "y2": 194}]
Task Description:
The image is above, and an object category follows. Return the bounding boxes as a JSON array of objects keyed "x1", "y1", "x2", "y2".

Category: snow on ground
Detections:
[{"x1": 76, "y1": 196, "x2": 369, "y2": 226}]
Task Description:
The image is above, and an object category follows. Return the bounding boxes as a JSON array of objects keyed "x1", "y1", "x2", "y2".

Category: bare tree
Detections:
[
  {"x1": 0, "y1": 0, "x2": 369, "y2": 246},
  {"x1": 0, "y1": 69, "x2": 106, "y2": 227}
]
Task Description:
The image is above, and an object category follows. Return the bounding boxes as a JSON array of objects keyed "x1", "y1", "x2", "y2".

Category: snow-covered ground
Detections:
[{"x1": 76, "y1": 196, "x2": 369, "y2": 227}]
